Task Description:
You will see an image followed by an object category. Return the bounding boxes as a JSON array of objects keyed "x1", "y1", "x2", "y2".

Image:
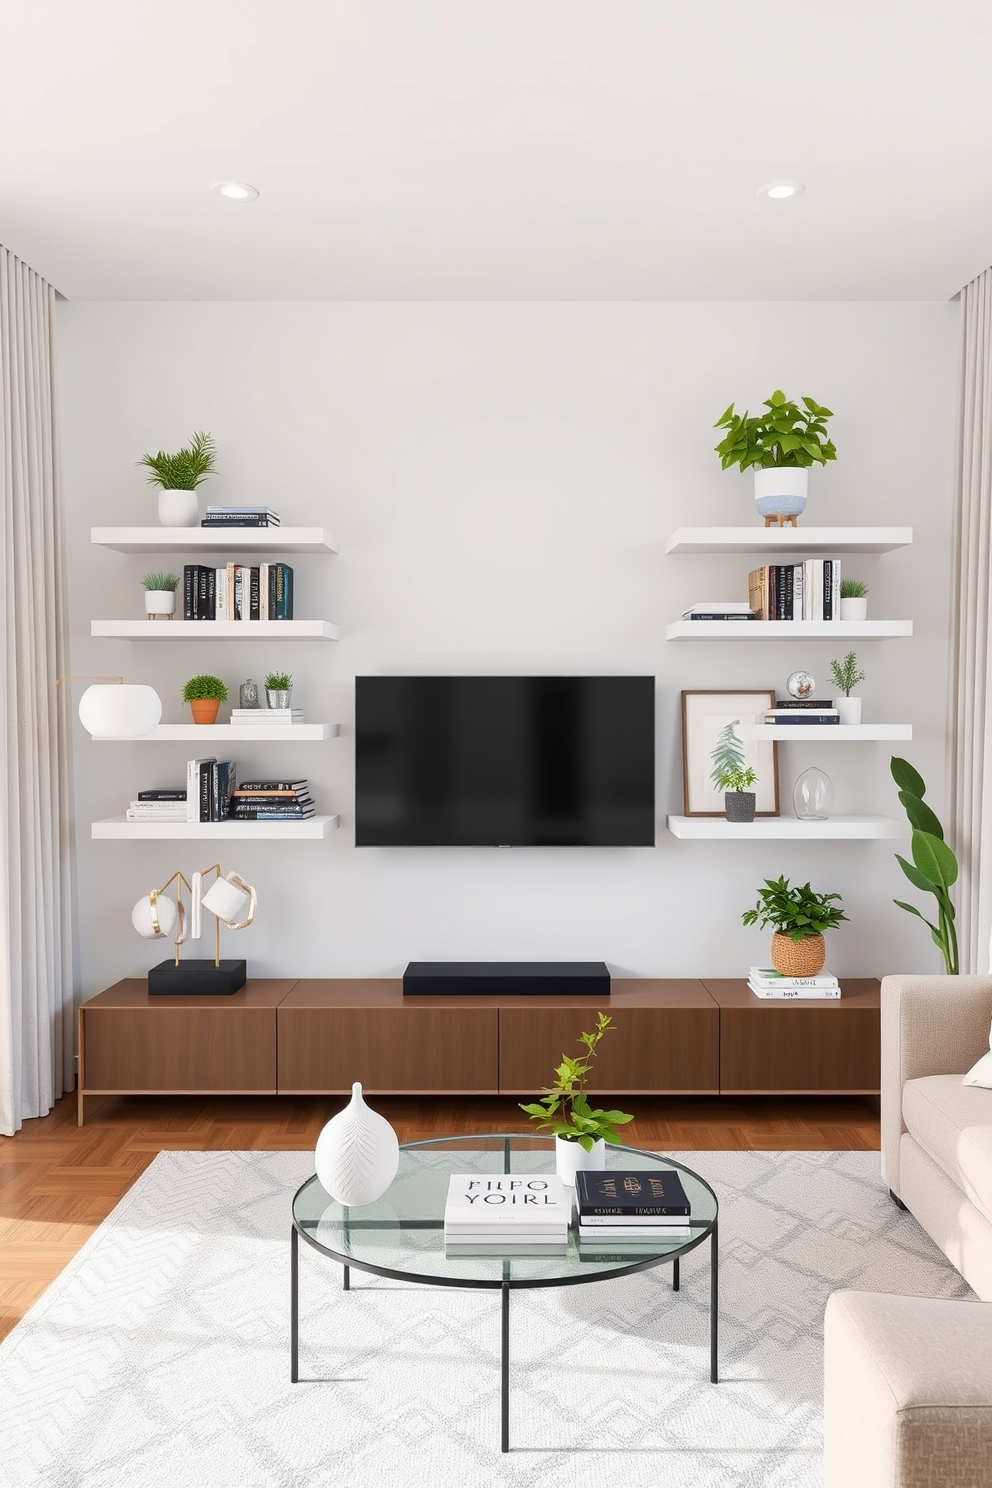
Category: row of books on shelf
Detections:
[
  {"x1": 200, "y1": 505, "x2": 281, "y2": 528},
  {"x1": 125, "y1": 766, "x2": 316, "y2": 823},
  {"x1": 682, "y1": 558, "x2": 847, "y2": 621},
  {"x1": 441, "y1": 1170, "x2": 692, "y2": 1254},
  {"x1": 747, "y1": 966, "x2": 840, "y2": 999},
  {"x1": 182, "y1": 562, "x2": 294, "y2": 620}
]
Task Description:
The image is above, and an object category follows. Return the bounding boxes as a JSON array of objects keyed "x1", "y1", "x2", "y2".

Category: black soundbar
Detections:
[{"x1": 402, "y1": 960, "x2": 610, "y2": 997}]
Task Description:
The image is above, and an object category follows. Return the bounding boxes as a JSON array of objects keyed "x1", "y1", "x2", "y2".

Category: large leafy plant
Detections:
[
  {"x1": 139, "y1": 431, "x2": 217, "y2": 490},
  {"x1": 742, "y1": 876, "x2": 848, "y2": 943},
  {"x1": 890, "y1": 757, "x2": 959, "y2": 974},
  {"x1": 709, "y1": 720, "x2": 758, "y2": 793},
  {"x1": 519, "y1": 1012, "x2": 634, "y2": 1151},
  {"x1": 714, "y1": 390, "x2": 837, "y2": 471}
]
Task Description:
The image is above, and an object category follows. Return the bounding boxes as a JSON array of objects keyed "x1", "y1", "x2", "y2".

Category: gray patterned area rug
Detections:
[{"x1": 0, "y1": 1149, "x2": 973, "y2": 1488}]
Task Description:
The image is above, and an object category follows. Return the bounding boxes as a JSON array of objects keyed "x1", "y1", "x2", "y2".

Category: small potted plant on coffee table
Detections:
[
  {"x1": 710, "y1": 720, "x2": 758, "y2": 821},
  {"x1": 142, "y1": 571, "x2": 179, "y2": 620},
  {"x1": 138, "y1": 430, "x2": 217, "y2": 527},
  {"x1": 742, "y1": 875, "x2": 848, "y2": 977},
  {"x1": 829, "y1": 650, "x2": 865, "y2": 725},
  {"x1": 182, "y1": 673, "x2": 228, "y2": 725},
  {"x1": 519, "y1": 1012, "x2": 634, "y2": 1185},
  {"x1": 264, "y1": 670, "x2": 292, "y2": 709}
]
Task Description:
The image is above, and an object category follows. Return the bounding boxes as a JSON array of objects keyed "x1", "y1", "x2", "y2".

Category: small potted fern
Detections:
[
  {"x1": 138, "y1": 430, "x2": 217, "y2": 527},
  {"x1": 142, "y1": 571, "x2": 179, "y2": 620},
  {"x1": 519, "y1": 1013, "x2": 634, "y2": 1185},
  {"x1": 710, "y1": 720, "x2": 758, "y2": 821}
]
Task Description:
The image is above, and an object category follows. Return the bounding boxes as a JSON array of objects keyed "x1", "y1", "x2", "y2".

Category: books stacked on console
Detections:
[
  {"x1": 575, "y1": 1170, "x2": 691, "y2": 1244},
  {"x1": 181, "y1": 563, "x2": 294, "y2": 620},
  {"x1": 126, "y1": 788, "x2": 188, "y2": 823},
  {"x1": 748, "y1": 966, "x2": 841, "y2": 999},
  {"x1": 230, "y1": 780, "x2": 315, "y2": 820},
  {"x1": 682, "y1": 602, "x2": 755, "y2": 622},
  {"x1": 201, "y1": 505, "x2": 281, "y2": 528},
  {"x1": 230, "y1": 708, "x2": 304, "y2": 725},
  {"x1": 762, "y1": 699, "x2": 841, "y2": 726},
  {"x1": 443, "y1": 1173, "x2": 570, "y2": 1254}
]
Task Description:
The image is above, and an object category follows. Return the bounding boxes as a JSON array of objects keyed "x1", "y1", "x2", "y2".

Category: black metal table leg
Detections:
[
  {"x1": 343, "y1": 1265, "x2": 350, "y2": 1291},
  {"x1": 672, "y1": 1256, "x2": 680, "y2": 1292},
  {"x1": 290, "y1": 1225, "x2": 299, "y2": 1383},
  {"x1": 501, "y1": 1282, "x2": 510, "y2": 1453},
  {"x1": 709, "y1": 1220, "x2": 719, "y2": 1383}
]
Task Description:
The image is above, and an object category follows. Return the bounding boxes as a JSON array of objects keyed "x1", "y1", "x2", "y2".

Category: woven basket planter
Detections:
[{"x1": 770, "y1": 932, "x2": 826, "y2": 977}]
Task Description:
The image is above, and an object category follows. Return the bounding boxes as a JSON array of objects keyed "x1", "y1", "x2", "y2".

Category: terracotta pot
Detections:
[
  {"x1": 771, "y1": 932, "x2": 825, "y2": 977},
  {"x1": 189, "y1": 699, "x2": 220, "y2": 725}
]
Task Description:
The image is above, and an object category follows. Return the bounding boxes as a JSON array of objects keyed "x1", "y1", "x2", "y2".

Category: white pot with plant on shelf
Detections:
[
  {"x1": 142, "y1": 571, "x2": 178, "y2": 619},
  {"x1": 713, "y1": 389, "x2": 836, "y2": 527},
  {"x1": 138, "y1": 430, "x2": 216, "y2": 528},
  {"x1": 839, "y1": 579, "x2": 869, "y2": 621},
  {"x1": 518, "y1": 1011, "x2": 634, "y2": 1185},
  {"x1": 830, "y1": 650, "x2": 865, "y2": 725}
]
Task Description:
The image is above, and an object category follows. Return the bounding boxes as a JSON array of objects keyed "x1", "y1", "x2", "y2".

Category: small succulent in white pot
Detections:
[
  {"x1": 142, "y1": 571, "x2": 179, "y2": 619},
  {"x1": 138, "y1": 431, "x2": 217, "y2": 527},
  {"x1": 839, "y1": 577, "x2": 869, "y2": 621}
]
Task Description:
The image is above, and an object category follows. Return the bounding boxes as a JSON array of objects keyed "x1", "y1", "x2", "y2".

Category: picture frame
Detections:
[{"x1": 680, "y1": 690, "x2": 780, "y2": 816}]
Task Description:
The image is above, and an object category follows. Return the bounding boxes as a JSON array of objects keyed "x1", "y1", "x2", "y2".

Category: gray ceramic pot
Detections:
[
  {"x1": 266, "y1": 689, "x2": 291, "y2": 709},
  {"x1": 724, "y1": 791, "x2": 756, "y2": 823}
]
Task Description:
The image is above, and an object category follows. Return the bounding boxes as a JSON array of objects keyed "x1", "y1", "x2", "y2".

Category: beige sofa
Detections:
[{"x1": 880, "y1": 973, "x2": 992, "y2": 1300}]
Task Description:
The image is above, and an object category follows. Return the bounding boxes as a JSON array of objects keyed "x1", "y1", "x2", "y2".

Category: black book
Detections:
[
  {"x1": 687, "y1": 613, "x2": 755, "y2": 621},
  {"x1": 183, "y1": 566, "x2": 193, "y2": 621},
  {"x1": 772, "y1": 699, "x2": 835, "y2": 709},
  {"x1": 198, "y1": 760, "x2": 213, "y2": 822},
  {"x1": 233, "y1": 808, "x2": 316, "y2": 820},
  {"x1": 233, "y1": 799, "x2": 313, "y2": 814},
  {"x1": 575, "y1": 1169, "x2": 691, "y2": 1217},
  {"x1": 137, "y1": 789, "x2": 187, "y2": 801},
  {"x1": 211, "y1": 761, "x2": 237, "y2": 821},
  {"x1": 249, "y1": 566, "x2": 260, "y2": 621},
  {"x1": 780, "y1": 564, "x2": 794, "y2": 621},
  {"x1": 200, "y1": 515, "x2": 280, "y2": 526},
  {"x1": 237, "y1": 780, "x2": 308, "y2": 792},
  {"x1": 823, "y1": 559, "x2": 833, "y2": 621}
]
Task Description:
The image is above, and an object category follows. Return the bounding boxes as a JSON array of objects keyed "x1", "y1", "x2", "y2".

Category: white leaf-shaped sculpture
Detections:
[{"x1": 315, "y1": 1082, "x2": 400, "y2": 1206}]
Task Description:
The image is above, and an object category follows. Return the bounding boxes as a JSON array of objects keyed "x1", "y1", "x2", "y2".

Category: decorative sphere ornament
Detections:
[
  {"x1": 786, "y1": 671, "x2": 816, "y2": 700},
  {"x1": 131, "y1": 893, "x2": 178, "y2": 939},
  {"x1": 315, "y1": 1082, "x2": 400, "y2": 1206}
]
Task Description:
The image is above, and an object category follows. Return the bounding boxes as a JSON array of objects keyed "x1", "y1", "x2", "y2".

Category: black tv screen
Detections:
[{"x1": 355, "y1": 676, "x2": 655, "y2": 847}]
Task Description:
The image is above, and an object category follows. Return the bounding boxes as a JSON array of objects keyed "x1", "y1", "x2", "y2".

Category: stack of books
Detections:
[
  {"x1": 748, "y1": 559, "x2": 842, "y2": 620},
  {"x1": 575, "y1": 1170, "x2": 691, "y2": 1245},
  {"x1": 443, "y1": 1173, "x2": 570, "y2": 1253},
  {"x1": 230, "y1": 780, "x2": 315, "y2": 820},
  {"x1": 230, "y1": 707, "x2": 304, "y2": 726},
  {"x1": 181, "y1": 563, "x2": 294, "y2": 620},
  {"x1": 762, "y1": 698, "x2": 841, "y2": 726},
  {"x1": 681, "y1": 602, "x2": 755, "y2": 622},
  {"x1": 747, "y1": 966, "x2": 841, "y2": 999},
  {"x1": 126, "y1": 788, "x2": 187, "y2": 823},
  {"x1": 185, "y1": 758, "x2": 237, "y2": 822},
  {"x1": 200, "y1": 505, "x2": 281, "y2": 528}
]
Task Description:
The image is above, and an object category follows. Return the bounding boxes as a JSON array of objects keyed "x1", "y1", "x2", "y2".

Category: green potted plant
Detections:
[
  {"x1": 182, "y1": 673, "x2": 228, "y2": 725},
  {"x1": 264, "y1": 670, "x2": 292, "y2": 709},
  {"x1": 709, "y1": 720, "x2": 758, "y2": 822},
  {"x1": 142, "y1": 570, "x2": 179, "y2": 620},
  {"x1": 839, "y1": 578, "x2": 869, "y2": 622},
  {"x1": 138, "y1": 430, "x2": 217, "y2": 528},
  {"x1": 519, "y1": 1012, "x2": 634, "y2": 1185},
  {"x1": 829, "y1": 650, "x2": 865, "y2": 725},
  {"x1": 742, "y1": 875, "x2": 848, "y2": 977},
  {"x1": 714, "y1": 389, "x2": 836, "y2": 526},
  {"x1": 890, "y1": 757, "x2": 959, "y2": 974}
]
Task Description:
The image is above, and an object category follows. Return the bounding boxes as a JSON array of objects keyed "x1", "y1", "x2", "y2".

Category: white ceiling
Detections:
[{"x1": 1, "y1": 0, "x2": 990, "y2": 301}]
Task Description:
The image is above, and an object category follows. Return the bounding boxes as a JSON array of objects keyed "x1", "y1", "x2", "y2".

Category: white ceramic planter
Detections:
[
  {"x1": 555, "y1": 1135, "x2": 605, "y2": 1186},
  {"x1": 839, "y1": 597, "x2": 868, "y2": 621},
  {"x1": 157, "y1": 489, "x2": 200, "y2": 527},
  {"x1": 144, "y1": 590, "x2": 176, "y2": 618},
  {"x1": 315, "y1": 1082, "x2": 399, "y2": 1206},
  {"x1": 833, "y1": 696, "x2": 862, "y2": 725},
  {"x1": 753, "y1": 467, "x2": 808, "y2": 522}
]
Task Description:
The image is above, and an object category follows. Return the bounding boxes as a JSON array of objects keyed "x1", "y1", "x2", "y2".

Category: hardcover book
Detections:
[
  {"x1": 443, "y1": 1174, "x2": 570, "y2": 1232},
  {"x1": 749, "y1": 966, "x2": 839, "y2": 988},
  {"x1": 574, "y1": 1170, "x2": 690, "y2": 1217}
]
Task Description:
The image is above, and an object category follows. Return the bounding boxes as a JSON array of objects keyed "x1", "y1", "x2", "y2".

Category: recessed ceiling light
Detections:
[
  {"x1": 758, "y1": 180, "x2": 805, "y2": 201},
  {"x1": 212, "y1": 181, "x2": 259, "y2": 202}
]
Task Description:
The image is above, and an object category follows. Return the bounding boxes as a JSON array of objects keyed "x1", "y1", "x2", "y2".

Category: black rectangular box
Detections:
[
  {"x1": 402, "y1": 960, "x2": 610, "y2": 997},
  {"x1": 148, "y1": 959, "x2": 247, "y2": 996}
]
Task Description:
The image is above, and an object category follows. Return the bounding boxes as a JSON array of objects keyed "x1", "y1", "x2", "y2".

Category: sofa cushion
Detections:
[{"x1": 903, "y1": 1074, "x2": 992, "y2": 1222}]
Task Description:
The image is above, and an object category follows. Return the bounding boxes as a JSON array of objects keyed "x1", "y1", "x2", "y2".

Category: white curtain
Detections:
[
  {"x1": 0, "y1": 245, "x2": 75, "y2": 1136},
  {"x1": 948, "y1": 265, "x2": 992, "y2": 975}
]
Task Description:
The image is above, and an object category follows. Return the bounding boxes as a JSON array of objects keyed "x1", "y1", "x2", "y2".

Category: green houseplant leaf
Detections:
[
  {"x1": 889, "y1": 758, "x2": 959, "y2": 974},
  {"x1": 713, "y1": 391, "x2": 837, "y2": 472},
  {"x1": 518, "y1": 1013, "x2": 634, "y2": 1146},
  {"x1": 891, "y1": 756, "x2": 927, "y2": 799}
]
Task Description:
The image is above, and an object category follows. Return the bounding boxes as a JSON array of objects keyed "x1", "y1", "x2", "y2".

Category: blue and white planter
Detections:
[{"x1": 754, "y1": 467, "x2": 808, "y2": 522}]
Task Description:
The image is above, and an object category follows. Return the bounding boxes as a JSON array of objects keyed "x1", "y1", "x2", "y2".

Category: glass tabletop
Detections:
[{"x1": 292, "y1": 1134, "x2": 718, "y2": 1289}]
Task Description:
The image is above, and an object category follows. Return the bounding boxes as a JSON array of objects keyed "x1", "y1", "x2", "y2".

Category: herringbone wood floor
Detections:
[{"x1": 0, "y1": 1090, "x2": 879, "y2": 1342}]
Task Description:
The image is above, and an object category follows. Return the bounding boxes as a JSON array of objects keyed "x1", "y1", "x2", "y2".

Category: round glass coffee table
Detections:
[{"x1": 291, "y1": 1134, "x2": 719, "y2": 1452}]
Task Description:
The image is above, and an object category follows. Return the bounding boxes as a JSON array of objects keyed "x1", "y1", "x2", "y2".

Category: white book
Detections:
[
  {"x1": 577, "y1": 1212, "x2": 691, "y2": 1228},
  {"x1": 215, "y1": 566, "x2": 228, "y2": 621},
  {"x1": 683, "y1": 601, "x2": 753, "y2": 614},
  {"x1": 749, "y1": 966, "x2": 839, "y2": 987},
  {"x1": 445, "y1": 1241, "x2": 569, "y2": 1255},
  {"x1": 748, "y1": 981, "x2": 841, "y2": 1000},
  {"x1": 578, "y1": 1224, "x2": 691, "y2": 1239},
  {"x1": 126, "y1": 809, "x2": 188, "y2": 821},
  {"x1": 259, "y1": 561, "x2": 269, "y2": 621},
  {"x1": 444, "y1": 1174, "x2": 569, "y2": 1229},
  {"x1": 832, "y1": 558, "x2": 841, "y2": 620},
  {"x1": 444, "y1": 1227, "x2": 566, "y2": 1240},
  {"x1": 186, "y1": 757, "x2": 216, "y2": 823},
  {"x1": 231, "y1": 708, "x2": 303, "y2": 718}
]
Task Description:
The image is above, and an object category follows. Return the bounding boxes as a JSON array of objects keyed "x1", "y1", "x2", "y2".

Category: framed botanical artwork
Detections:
[{"x1": 681, "y1": 690, "x2": 780, "y2": 816}]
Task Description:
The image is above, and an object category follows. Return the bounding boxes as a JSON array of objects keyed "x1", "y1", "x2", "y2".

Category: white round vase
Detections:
[
  {"x1": 753, "y1": 467, "x2": 808, "y2": 522},
  {"x1": 144, "y1": 590, "x2": 176, "y2": 618},
  {"x1": 315, "y1": 1082, "x2": 400, "y2": 1206},
  {"x1": 839, "y1": 596, "x2": 868, "y2": 621},
  {"x1": 833, "y1": 696, "x2": 862, "y2": 725},
  {"x1": 157, "y1": 489, "x2": 200, "y2": 527},
  {"x1": 555, "y1": 1135, "x2": 605, "y2": 1187}
]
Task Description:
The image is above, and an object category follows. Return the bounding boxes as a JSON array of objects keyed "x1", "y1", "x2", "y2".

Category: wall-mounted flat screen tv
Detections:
[{"x1": 355, "y1": 676, "x2": 655, "y2": 847}]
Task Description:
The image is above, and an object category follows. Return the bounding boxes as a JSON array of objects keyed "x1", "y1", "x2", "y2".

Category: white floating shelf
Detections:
[
  {"x1": 91, "y1": 815, "x2": 340, "y2": 840},
  {"x1": 736, "y1": 723, "x2": 913, "y2": 741},
  {"x1": 91, "y1": 526, "x2": 337, "y2": 554},
  {"x1": 665, "y1": 526, "x2": 913, "y2": 555},
  {"x1": 666, "y1": 620, "x2": 912, "y2": 640},
  {"x1": 667, "y1": 814, "x2": 908, "y2": 840},
  {"x1": 91, "y1": 620, "x2": 339, "y2": 640},
  {"x1": 91, "y1": 724, "x2": 338, "y2": 742}
]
